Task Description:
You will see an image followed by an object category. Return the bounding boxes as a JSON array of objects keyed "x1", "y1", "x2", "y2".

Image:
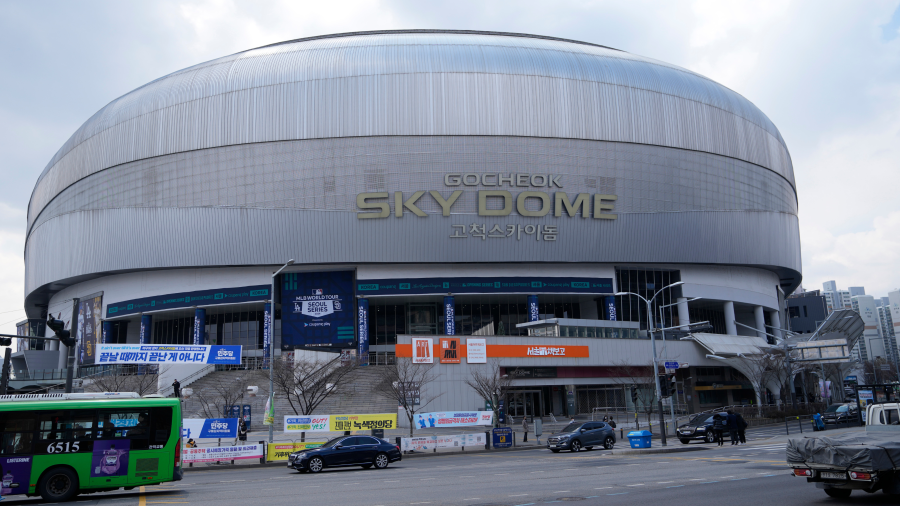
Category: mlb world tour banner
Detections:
[
  {"x1": 284, "y1": 413, "x2": 397, "y2": 432},
  {"x1": 95, "y1": 344, "x2": 242, "y2": 365}
]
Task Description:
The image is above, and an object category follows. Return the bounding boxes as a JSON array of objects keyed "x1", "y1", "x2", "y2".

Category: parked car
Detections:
[
  {"x1": 547, "y1": 421, "x2": 616, "y2": 452},
  {"x1": 677, "y1": 413, "x2": 719, "y2": 444},
  {"x1": 822, "y1": 403, "x2": 858, "y2": 425},
  {"x1": 288, "y1": 435, "x2": 402, "y2": 473}
]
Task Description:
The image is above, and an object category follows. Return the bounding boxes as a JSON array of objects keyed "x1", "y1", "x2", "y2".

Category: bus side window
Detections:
[
  {"x1": 38, "y1": 411, "x2": 71, "y2": 441},
  {"x1": 150, "y1": 407, "x2": 173, "y2": 445},
  {"x1": 0, "y1": 413, "x2": 36, "y2": 455}
]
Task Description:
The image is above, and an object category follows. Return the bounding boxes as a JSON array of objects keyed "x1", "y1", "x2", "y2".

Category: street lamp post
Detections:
[
  {"x1": 657, "y1": 297, "x2": 702, "y2": 437},
  {"x1": 615, "y1": 281, "x2": 684, "y2": 446},
  {"x1": 269, "y1": 259, "x2": 295, "y2": 444}
]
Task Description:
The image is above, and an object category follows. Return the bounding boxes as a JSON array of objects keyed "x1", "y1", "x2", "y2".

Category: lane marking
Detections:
[
  {"x1": 607, "y1": 492, "x2": 628, "y2": 496},
  {"x1": 666, "y1": 485, "x2": 684, "y2": 488},
  {"x1": 509, "y1": 494, "x2": 529, "y2": 497},
  {"x1": 657, "y1": 481, "x2": 674, "y2": 484},
  {"x1": 139, "y1": 486, "x2": 146, "y2": 506},
  {"x1": 699, "y1": 481, "x2": 719, "y2": 484},
  {"x1": 626, "y1": 484, "x2": 645, "y2": 487}
]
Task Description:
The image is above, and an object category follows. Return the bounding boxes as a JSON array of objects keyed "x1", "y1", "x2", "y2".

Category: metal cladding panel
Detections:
[
  {"x1": 29, "y1": 31, "x2": 793, "y2": 227},
  {"x1": 25, "y1": 204, "x2": 800, "y2": 297}
]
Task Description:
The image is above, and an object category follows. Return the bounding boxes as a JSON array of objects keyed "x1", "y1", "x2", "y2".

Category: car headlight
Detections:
[
  {"x1": 696, "y1": 427, "x2": 706, "y2": 432},
  {"x1": 557, "y1": 435, "x2": 570, "y2": 441}
]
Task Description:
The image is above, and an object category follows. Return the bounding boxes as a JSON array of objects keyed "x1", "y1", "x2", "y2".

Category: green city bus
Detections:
[{"x1": 0, "y1": 393, "x2": 182, "y2": 501}]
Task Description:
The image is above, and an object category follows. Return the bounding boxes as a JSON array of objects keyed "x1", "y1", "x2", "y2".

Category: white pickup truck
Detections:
[{"x1": 787, "y1": 402, "x2": 900, "y2": 498}]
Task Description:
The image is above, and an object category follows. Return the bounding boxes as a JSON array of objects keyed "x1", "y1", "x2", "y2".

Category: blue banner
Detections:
[
  {"x1": 605, "y1": 296, "x2": 618, "y2": 321},
  {"x1": 139, "y1": 315, "x2": 152, "y2": 344},
  {"x1": 182, "y1": 418, "x2": 239, "y2": 439},
  {"x1": 96, "y1": 344, "x2": 242, "y2": 365},
  {"x1": 193, "y1": 308, "x2": 206, "y2": 345},
  {"x1": 444, "y1": 296, "x2": 455, "y2": 335},
  {"x1": 358, "y1": 298, "x2": 369, "y2": 366},
  {"x1": 527, "y1": 295, "x2": 539, "y2": 322},
  {"x1": 281, "y1": 271, "x2": 355, "y2": 349},
  {"x1": 263, "y1": 303, "x2": 272, "y2": 366},
  {"x1": 106, "y1": 285, "x2": 270, "y2": 318},
  {"x1": 357, "y1": 276, "x2": 613, "y2": 295},
  {"x1": 492, "y1": 427, "x2": 513, "y2": 448},
  {"x1": 102, "y1": 321, "x2": 113, "y2": 344}
]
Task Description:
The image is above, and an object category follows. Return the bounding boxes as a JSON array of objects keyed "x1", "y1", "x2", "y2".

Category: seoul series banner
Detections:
[
  {"x1": 183, "y1": 444, "x2": 264, "y2": 463},
  {"x1": 283, "y1": 413, "x2": 397, "y2": 432},
  {"x1": 414, "y1": 411, "x2": 493, "y2": 429},
  {"x1": 281, "y1": 271, "x2": 355, "y2": 349},
  {"x1": 96, "y1": 344, "x2": 242, "y2": 365},
  {"x1": 181, "y1": 419, "x2": 239, "y2": 439}
]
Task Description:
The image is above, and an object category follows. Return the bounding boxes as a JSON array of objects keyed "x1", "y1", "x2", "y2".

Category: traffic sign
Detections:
[{"x1": 664, "y1": 361, "x2": 679, "y2": 369}]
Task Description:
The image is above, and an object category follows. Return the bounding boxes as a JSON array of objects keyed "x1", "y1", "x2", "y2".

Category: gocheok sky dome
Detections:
[{"x1": 25, "y1": 30, "x2": 800, "y2": 313}]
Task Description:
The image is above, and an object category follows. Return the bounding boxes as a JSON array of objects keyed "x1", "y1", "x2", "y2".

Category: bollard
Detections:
[
  {"x1": 259, "y1": 441, "x2": 266, "y2": 464},
  {"x1": 485, "y1": 430, "x2": 491, "y2": 450},
  {"x1": 798, "y1": 416, "x2": 803, "y2": 434},
  {"x1": 396, "y1": 436, "x2": 402, "y2": 448},
  {"x1": 513, "y1": 430, "x2": 517, "y2": 447},
  {"x1": 620, "y1": 427, "x2": 624, "y2": 440}
]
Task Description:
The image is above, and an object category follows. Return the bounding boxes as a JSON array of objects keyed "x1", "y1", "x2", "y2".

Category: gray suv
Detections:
[{"x1": 547, "y1": 421, "x2": 616, "y2": 452}]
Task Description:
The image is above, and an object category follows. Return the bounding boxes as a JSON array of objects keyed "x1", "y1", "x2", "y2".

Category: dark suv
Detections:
[
  {"x1": 822, "y1": 403, "x2": 858, "y2": 425},
  {"x1": 288, "y1": 435, "x2": 402, "y2": 473},
  {"x1": 677, "y1": 413, "x2": 718, "y2": 444},
  {"x1": 547, "y1": 421, "x2": 616, "y2": 452}
]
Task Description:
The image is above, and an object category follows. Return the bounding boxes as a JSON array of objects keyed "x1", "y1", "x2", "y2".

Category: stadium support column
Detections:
[
  {"x1": 193, "y1": 308, "x2": 206, "y2": 345},
  {"x1": 528, "y1": 295, "x2": 539, "y2": 322},
  {"x1": 357, "y1": 298, "x2": 369, "y2": 365},
  {"x1": 444, "y1": 296, "x2": 455, "y2": 335},
  {"x1": 754, "y1": 306, "x2": 767, "y2": 339},
  {"x1": 769, "y1": 311, "x2": 783, "y2": 340},
  {"x1": 724, "y1": 301, "x2": 737, "y2": 335},
  {"x1": 677, "y1": 297, "x2": 690, "y2": 329}
]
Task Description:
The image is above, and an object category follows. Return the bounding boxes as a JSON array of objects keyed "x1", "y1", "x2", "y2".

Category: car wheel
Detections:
[
  {"x1": 570, "y1": 440, "x2": 582, "y2": 452},
  {"x1": 603, "y1": 436, "x2": 615, "y2": 450},
  {"x1": 374, "y1": 452, "x2": 390, "y2": 469},
  {"x1": 39, "y1": 466, "x2": 79, "y2": 502},
  {"x1": 824, "y1": 488, "x2": 851, "y2": 499},
  {"x1": 705, "y1": 432, "x2": 715, "y2": 444},
  {"x1": 551, "y1": 449, "x2": 560, "y2": 453},
  {"x1": 679, "y1": 439, "x2": 691, "y2": 444},
  {"x1": 307, "y1": 457, "x2": 324, "y2": 473}
]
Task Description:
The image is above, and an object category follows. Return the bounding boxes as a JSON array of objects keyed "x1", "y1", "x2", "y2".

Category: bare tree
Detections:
[
  {"x1": 86, "y1": 367, "x2": 160, "y2": 396},
  {"x1": 267, "y1": 354, "x2": 357, "y2": 416},
  {"x1": 192, "y1": 376, "x2": 252, "y2": 419},
  {"x1": 372, "y1": 358, "x2": 441, "y2": 437},
  {"x1": 610, "y1": 361, "x2": 658, "y2": 430},
  {"x1": 464, "y1": 359, "x2": 515, "y2": 429}
]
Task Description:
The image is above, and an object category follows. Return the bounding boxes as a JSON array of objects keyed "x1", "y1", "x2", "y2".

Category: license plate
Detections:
[{"x1": 821, "y1": 472, "x2": 846, "y2": 480}]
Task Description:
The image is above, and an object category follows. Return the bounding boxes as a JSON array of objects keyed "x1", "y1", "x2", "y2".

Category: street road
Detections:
[{"x1": 4, "y1": 433, "x2": 897, "y2": 506}]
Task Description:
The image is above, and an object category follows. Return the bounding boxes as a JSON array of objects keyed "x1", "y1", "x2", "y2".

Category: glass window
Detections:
[
  {"x1": 39, "y1": 411, "x2": 72, "y2": 441},
  {"x1": 1, "y1": 413, "x2": 35, "y2": 455},
  {"x1": 97, "y1": 410, "x2": 150, "y2": 440},
  {"x1": 150, "y1": 407, "x2": 173, "y2": 445}
]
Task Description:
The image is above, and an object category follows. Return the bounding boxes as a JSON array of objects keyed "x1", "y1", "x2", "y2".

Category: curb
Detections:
[{"x1": 610, "y1": 445, "x2": 711, "y2": 455}]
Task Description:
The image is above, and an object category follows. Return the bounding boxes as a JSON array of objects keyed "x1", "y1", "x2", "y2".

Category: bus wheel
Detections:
[{"x1": 39, "y1": 466, "x2": 80, "y2": 502}]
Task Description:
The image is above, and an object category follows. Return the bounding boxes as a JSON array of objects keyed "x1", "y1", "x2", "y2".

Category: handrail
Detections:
[{"x1": 158, "y1": 365, "x2": 215, "y2": 397}]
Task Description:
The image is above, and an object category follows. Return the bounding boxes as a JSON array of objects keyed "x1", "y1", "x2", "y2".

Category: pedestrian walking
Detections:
[
  {"x1": 238, "y1": 418, "x2": 248, "y2": 444},
  {"x1": 725, "y1": 409, "x2": 739, "y2": 446},
  {"x1": 608, "y1": 417, "x2": 617, "y2": 428},
  {"x1": 736, "y1": 412, "x2": 748, "y2": 445},
  {"x1": 712, "y1": 413, "x2": 726, "y2": 446},
  {"x1": 172, "y1": 379, "x2": 181, "y2": 398},
  {"x1": 522, "y1": 417, "x2": 529, "y2": 442}
]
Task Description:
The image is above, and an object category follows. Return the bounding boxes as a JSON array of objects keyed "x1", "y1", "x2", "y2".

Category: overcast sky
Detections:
[{"x1": 1, "y1": 0, "x2": 899, "y2": 340}]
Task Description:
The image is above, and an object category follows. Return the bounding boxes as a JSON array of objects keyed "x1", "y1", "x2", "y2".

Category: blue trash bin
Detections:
[{"x1": 627, "y1": 430, "x2": 652, "y2": 448}]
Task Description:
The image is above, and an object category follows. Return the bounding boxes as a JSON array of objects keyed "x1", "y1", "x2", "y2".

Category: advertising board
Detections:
[
  {"x1": 106, "y1": 285, "x2": 270, "y2": 318},
  {"x1": 412, "y1": 337, "x2": 433, "y2": 364},
  {"x1": 96, "y1": 344, "x2": 242, "y2": 365},
  {"x1": 283, "y1": 413, "x2": 397, "y2": 432},
  {"x1": 401, "y1": 433, "x2": 487, "y2": 452},
  {"x1": 183, "y1": 444, "x2": 264, "y2": 463},
  {"x1": 181, "y1": 419, "x2": 239, "y2": 439},
  {"x1": 492, "y1": 427, "x2": 513, "y2": 448},
  {"x1": 76, "y1": 294, "x2": 103, "y2": 366},
  {"x1": 266, "y1": 442, "x2": 325, "y2": 462},
  {"x1": 356, "y1": 276, "x2": 613, "y2": 295},
  {"x1": 466, "y1": 338, "x2": 486, "y2": 363},
  {"x1": 281, "y1": 271, "x2": 355, "y2": 349},
  {"x1": 414, "y1": 411, "x2": 493, "y2": 429},
  {"x1": 439, "y1": 338, "x2": 461, "y2": 364}
]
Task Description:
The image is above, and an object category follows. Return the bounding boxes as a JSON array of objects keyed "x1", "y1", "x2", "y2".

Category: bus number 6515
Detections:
[{"x1": 46, "y1": 441, "x2": 81, "y2": 453}]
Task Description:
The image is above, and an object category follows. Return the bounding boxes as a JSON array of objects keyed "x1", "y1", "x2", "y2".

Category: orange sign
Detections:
[
  {"x1": 412, "y1": 337, "x2": 433, "y2": 363},
  {"x1": 439, "y1": 338, "x2": 461, "y2": 363},
  {"x1": 396, "y1": 343, "x2": 589, "y2": 359}
]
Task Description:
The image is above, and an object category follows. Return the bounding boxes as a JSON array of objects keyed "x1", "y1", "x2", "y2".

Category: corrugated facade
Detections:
[{"x1": 25, "y1": 30, "x2": 800, "y2": 311}]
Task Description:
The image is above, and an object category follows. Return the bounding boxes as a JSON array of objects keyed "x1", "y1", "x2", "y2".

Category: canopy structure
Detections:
[{"x1": 687, "y1": 333, "x2": 772, "y2": 358}]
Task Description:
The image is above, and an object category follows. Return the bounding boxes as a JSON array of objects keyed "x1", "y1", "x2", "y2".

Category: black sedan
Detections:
[
  {"x1": 288, "y1": 435, "x2": 402, "y2": 473},
  {"x1": 677, "y1": 413, "x2": 718, "y2": 444}
]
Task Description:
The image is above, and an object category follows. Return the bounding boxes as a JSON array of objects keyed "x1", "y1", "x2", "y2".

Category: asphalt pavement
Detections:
[{"x1": 6, "y1": 425, "x2": 892, "y2": 506}]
